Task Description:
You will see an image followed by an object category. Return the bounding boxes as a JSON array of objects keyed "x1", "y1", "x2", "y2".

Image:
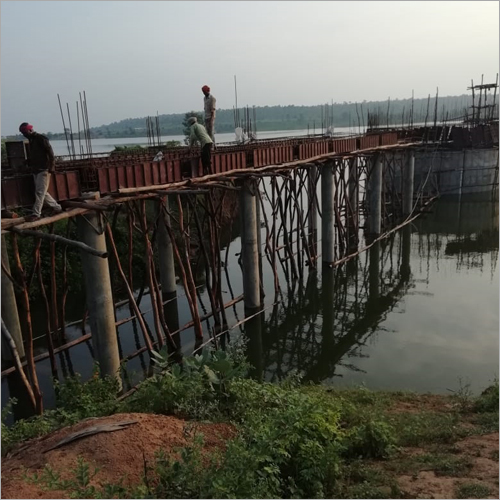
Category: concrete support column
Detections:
[
  {"x1": 254, "y1": 182, "x2": 265, "y2": 303},
  {"x1": 77, "y1": 213, "x2": 121, "y2": 387},
  {"x1": 321, "y1": 161, "x2": 336, "y2": 266},
  {"x1": 157, "y1": 197, "x2": 177, "y2": 297},
  {"x1": 308, "y1": 164, "x2": 318, "y2": 258},
  {"x1": 348, "y1": 156, "x2": 359, "y2": 227},
  {"x1": 368, "y1": 154, "x2": 383, "y2": 235},
  {"x1": 156, "y1": 197, "x2": 181, "y2": 356},
  {"x1": 240, "y1": 180, "x2": 260, "y2": 311},
  {"x1": 1, "y1": 234, "x2": 25, "y2": 360},
  {"x1": 403, "y1": 152, "x2": 415, "y2": 217},
  {"x1": 245, "y1": 310, "x2": 263, "y2": 382},
  {"x1": 347, "y1": 156, "x2": 359, "y2": 251}
]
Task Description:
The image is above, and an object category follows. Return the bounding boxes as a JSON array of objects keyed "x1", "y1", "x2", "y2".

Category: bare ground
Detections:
[{"x1": 1, "y1": 396, "x2": 498, "y2": 499}]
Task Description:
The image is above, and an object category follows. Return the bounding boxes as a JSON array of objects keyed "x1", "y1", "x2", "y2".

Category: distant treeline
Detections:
[{"x1": 9, "y1": 94, "x2": 487, "y2": 140}]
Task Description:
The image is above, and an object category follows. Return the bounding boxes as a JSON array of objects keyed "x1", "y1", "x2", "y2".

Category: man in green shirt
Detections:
[{"x1": 188, "y1": 116, "x2": 213, "y2": 175}]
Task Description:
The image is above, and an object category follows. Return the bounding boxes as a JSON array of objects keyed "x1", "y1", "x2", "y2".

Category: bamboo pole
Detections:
[
  {"x1": 10, "y1": 233, "x2": 43, "y2": 414},
  {"x1": 10, "y1": 227, "x2": 107, "y2": 258},
  {"x1": 105, "y1": 223, "x2": 154, "y2": 353},
  {"x1": 1, "y1": 319, "x2": 36, "y2": 410}
]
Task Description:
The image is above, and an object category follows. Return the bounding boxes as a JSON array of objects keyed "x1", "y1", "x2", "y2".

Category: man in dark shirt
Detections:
[{"x1": 19, "y1": 123, "x2": 62, "y2": 221}]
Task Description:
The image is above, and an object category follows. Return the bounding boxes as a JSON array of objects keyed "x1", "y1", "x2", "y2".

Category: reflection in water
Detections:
[
  {"x1": 251, "y1": 194, "x2": 497, "y2": 390},
  {"x1": 2, "y1": 193, "x2": 498, "y2": 419}
]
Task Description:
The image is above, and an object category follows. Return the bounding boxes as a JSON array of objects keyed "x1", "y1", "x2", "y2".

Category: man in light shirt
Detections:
[
  {"x1": 188, "y1": 116, "x2": 213, "y2": 175},
  {"x1": 202, "y1": 85, "x2": 216, "y2": 141}
]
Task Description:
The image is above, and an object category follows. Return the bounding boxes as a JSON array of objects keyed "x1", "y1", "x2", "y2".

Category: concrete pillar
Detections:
[
  {"x1": 321, "y1": 161, "x2": 335, "y2": 265},
  {"x1": 76, "y1": 212, "x2": 121, "y2": 388},
  {"x1": 403, "y1": 152, "x2": 415, "y2": 217},
  {"x1": 348, "y1": 157, "x2": 359, "y2": 225},
  {"x1": 308, "y1": 164, "x2": 318, "y2": 258},
  {"x1": 156, "y1": 197, "x2": 181, "y2": 357},
  {"x1": 368, "y1": 154, "x2": 383, "y2": 235},
  {"x1": 157, "y1": 197, "x2": 177, "y2": 296},
  {"x1": 254, "y1": 182, "x2": 265, "y2": 303},
  {"x1": 1, "y1": 234, "x2": 24, "y2": 360},
  {"x1": 347, "y1": 156, "x2": 359, "y2": 251},
  {"x1": 245, "y1": 309, "x2": 263, "y2": 382},
  {"x1": 240, "y1": 180, "x2": 260, "y2": 311}
]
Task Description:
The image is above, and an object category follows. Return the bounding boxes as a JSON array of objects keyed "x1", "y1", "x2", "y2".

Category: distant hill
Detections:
[{"x1": 11, "y1": 94, "x2": 481, "y2": 140}]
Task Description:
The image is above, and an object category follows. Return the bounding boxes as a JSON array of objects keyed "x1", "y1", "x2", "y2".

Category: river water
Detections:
[{"x1": 2, "y1": 134, "x2": 498, "y2": 422}]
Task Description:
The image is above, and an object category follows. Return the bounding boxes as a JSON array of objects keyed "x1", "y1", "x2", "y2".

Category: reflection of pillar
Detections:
[
  {"x1": 245, "y1": 310, "x2": 263, "y2": 382},
  {"x1": 240, "y1": 180, "x2": 260, "y2": 311},
  {"x1": 322, "y1": 268, "x2": 335, "y2": 333},
  {"x1": 156, "y1": 197, "x2": 181, "y2": 357},
  {"x1": 401, "y1": 225, "x2": 411, "y2": 281},
  {"x1": 321, "y1": 161, "x2": 335, "y2": 266},
  {"x1": 368, "y1": 155, "x2": 382, "y2": 235},
  {"x1": 76, "y1": 213, "x2": 121, "y2": 388},
  {"x1": 308, "y1": 164, "x2": 318, "y2": 260},
  {"x1": 347, "y1": 156, "x2": 359, "y2": 251},
  {"x1": 403, "y1": 152, "x2": 415, "y2": 217},
  {"x1": 368, "y1": 241, "x2": 380, "y2": 303},
  {"x1": 1, "y1": 234, "x2": 25, "y2": 360}
]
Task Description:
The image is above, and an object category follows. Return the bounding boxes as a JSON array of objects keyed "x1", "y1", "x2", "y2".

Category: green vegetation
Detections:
[
  {"x1": 3, "y1": 350, "x2": 499, "y2": 498},
  {"x1": 455, "y1": 482, "x2": 492, "y2": 499},
  {"x1": 2, "y1": 367, "x2": 120, "y2": 455}
]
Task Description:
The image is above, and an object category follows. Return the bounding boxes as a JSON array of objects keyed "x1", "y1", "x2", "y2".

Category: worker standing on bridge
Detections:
[
  {"x1": 19, "y1": 122, "x2": 63, "y2": 222},
  {"x1": 202, "y1": 85, "x2": 216, "y2": 141},
  {"x1": 188, "y1": 117, "x2": 213, "y2": 175}
]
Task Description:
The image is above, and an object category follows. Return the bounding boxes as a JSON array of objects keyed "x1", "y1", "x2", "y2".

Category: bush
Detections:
[
  {"x1": 342, "y1": 417, "x2": 396, "y2": 459},
  {"x1": 474, "y1": 380, "x2": 499, "y2": 413}
]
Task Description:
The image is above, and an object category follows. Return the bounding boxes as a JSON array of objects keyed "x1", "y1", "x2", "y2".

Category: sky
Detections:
[{"x1": 1, "y1": 1, "x2": 499, "y2": 136}]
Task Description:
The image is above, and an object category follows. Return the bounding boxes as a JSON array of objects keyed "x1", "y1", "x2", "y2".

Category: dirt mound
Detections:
[{"x1": 1, "y1": 413, "x2": 235, "y2": 499}]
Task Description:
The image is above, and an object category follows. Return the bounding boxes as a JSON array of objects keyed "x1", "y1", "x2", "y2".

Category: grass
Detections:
[
  {"x1": 3, "y1": 351, "x2": 499, "y2": 499},
  {"x1": 455, "y1": 482, "x2": 492, "y2": 499}
]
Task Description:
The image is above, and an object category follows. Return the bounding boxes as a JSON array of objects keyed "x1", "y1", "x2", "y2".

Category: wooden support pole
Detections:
[
  {"x1": 76, "y1": 213, "x2": 121, "y2": 388},
  {"x1": 321, "y1": 161, "x2": 336, "y2": 266},
  {"x1": 1, "y1": 234, "x2": 24, "y2": 359},
  {"x1": 10, "y1": 227, "x2": 107, "y2": 258}
]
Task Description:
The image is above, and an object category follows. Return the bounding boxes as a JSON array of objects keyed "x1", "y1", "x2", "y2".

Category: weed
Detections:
[
  {"x1": 417, "y1": 454, "x2": 473, "y2": 476},
  {"x1": 390, "y1": 411, "x2": 466, "y2": 446},
  {"x1": 455, "y1": 482, "x2": 491, "y2": 498},
  {"x1": 449, "y1": 377, "x2": 474, "y2": 412}
]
